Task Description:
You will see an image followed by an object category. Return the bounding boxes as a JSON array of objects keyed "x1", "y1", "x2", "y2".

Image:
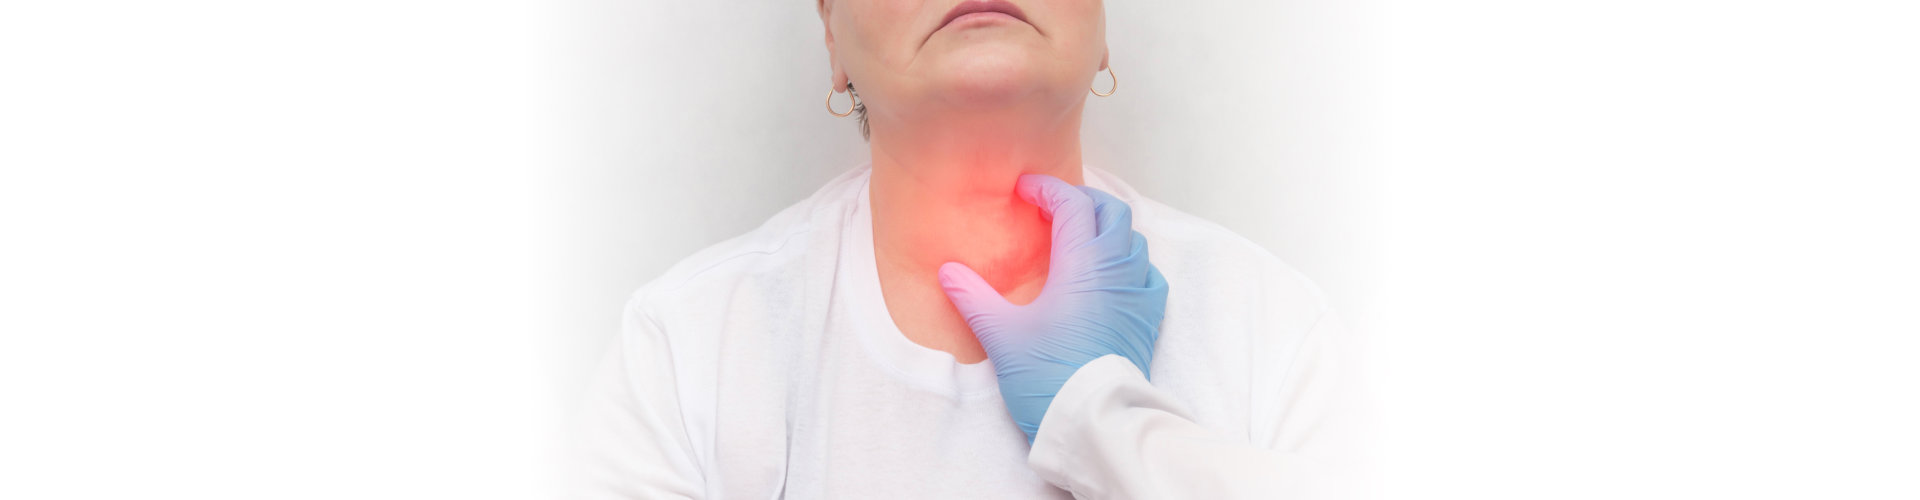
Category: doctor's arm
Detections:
[
  {"x1": 1026, "y1": 313, "x2": 1359, "y2": 500},
  {"x1": 569, "y1": 299, "x2": 705, "y2": 499}
]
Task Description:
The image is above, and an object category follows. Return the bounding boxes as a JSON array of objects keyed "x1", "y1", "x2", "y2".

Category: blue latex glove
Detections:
[{"x1": 938, "y1": 174, "x2": 1170, "y2": 443}]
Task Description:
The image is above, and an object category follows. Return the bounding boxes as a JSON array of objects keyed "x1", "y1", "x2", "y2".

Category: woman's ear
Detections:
[
  {"x1": 819, "y1": 0, "x2": 849, "y2": 92},
  {"x1": 1099, "y1": 51, "x2": 1109, "y2": 71}
]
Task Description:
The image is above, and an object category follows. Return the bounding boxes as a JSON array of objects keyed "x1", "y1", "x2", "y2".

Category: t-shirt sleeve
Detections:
[{"x1": 568, "y1": 298, "x2": 705, "y2": 499}]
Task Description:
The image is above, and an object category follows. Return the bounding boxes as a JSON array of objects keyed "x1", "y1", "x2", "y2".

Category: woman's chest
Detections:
[{"x1": 702, "y1": 350, "x2": 1069, "y2": 499}]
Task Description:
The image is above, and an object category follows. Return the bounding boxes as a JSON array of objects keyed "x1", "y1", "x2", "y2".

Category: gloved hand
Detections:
[{"x1": 938, "y1": 174, "x2": 1170, "y2": 443}]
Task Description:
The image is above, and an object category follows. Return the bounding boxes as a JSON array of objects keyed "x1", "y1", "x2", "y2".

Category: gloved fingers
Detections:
[
  {"x1": 1083, "y1": 229, "x2": 1154, "y2": 287},
  {"x1": 1119, "y1": 230, "x2": 1153, "y2": 277},
  {"x1": 1088, "y1": 270, "x2": 1169, "y2": 381},
  {"x1": 1075, "y1": 186, "x2": 1133, "y2": 244},
  {"x1": 1144, "y1": 261, "x2": 1169, "y2": 293},
  {"x1": 937, "y1": 261, "x2": 1014, "y2": 333},
  {"x1": 1141, "y1": 263, "x2": 1170, "y2": 333},
  {"x1": 1015, "y1": 174, "x2": 1099, "y2": 254}
]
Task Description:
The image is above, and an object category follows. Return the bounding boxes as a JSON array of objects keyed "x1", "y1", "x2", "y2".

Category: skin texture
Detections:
[{"x1": 817, "y1": 0, "x2": 1109, "y2": 363}]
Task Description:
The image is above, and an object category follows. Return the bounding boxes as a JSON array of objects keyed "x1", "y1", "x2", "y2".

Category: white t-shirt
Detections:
[{"x1": 571, "y1": 165, "x2": 1351, "y2": 499}]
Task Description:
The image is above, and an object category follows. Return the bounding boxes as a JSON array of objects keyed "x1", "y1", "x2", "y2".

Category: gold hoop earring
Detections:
[
  {"x1": 826, "y1": 87, "x2": 856, "y2": 117},
  {"x1": 1091, "y1": 66, "x2": 1117, "y2": 97}
]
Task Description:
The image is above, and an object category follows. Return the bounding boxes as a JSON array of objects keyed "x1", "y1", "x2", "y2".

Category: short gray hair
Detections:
[{"x1": 847, "y1": 82, "x2": 870, "y2": 141}]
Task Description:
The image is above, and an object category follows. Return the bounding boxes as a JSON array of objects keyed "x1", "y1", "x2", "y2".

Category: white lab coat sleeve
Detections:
[
  {"x1": 568, "y1": 298, "x2": 706, "y2": 499},
  {"x1": 1027, "y1": 313, "x2": 1358, "y2": 499}
]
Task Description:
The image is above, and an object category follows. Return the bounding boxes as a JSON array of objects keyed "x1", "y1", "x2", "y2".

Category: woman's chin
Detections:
[{"x1": 926, "y1": 53, "x2": 1058, "y2": 108}]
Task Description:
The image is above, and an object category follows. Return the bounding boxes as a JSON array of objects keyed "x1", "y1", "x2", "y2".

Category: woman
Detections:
[{"x1": 573, "y1": 0, "x2": 1355, "y2": 497}]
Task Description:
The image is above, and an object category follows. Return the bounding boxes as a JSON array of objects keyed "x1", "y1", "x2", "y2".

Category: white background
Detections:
[{"x1": 3, "y1": 0, "x2": 1916, "y2": 498}]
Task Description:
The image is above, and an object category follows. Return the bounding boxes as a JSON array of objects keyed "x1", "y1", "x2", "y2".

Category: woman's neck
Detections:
[{"x1": 867, "y1": 119, "x2": 1084, "y2": 305}]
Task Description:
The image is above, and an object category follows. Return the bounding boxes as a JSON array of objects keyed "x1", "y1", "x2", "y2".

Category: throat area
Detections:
[{"x1": 871, "y1": 189, "x2": 1052, "y2": 305}]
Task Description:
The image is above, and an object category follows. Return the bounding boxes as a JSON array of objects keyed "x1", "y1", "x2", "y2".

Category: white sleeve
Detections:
[
  {"x1": 1027, "y1": 313, "x2": 1361, "y2": 500},
  {"x1": 568, "y1": 300, "x2": 706, "y2": 499}
]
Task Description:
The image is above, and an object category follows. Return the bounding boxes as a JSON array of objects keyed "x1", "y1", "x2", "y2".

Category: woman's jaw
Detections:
[{"x1": 866, "y1": 97, "x2": 1086, "y2": 190}]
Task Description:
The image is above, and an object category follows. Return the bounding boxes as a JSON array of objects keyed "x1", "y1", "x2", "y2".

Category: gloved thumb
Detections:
[{"x1": 937, "y1": 261, "x2": 1013, "y2": 332}]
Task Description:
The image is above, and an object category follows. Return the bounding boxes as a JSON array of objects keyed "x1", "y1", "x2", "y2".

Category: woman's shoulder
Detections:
[{"x1": 627, "y1": 166, "x2": 869, "y2": 321}]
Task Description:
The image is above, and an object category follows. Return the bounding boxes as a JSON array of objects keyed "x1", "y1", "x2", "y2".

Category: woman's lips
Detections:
[
  {"x1": 946, "y1": 11, "x2": 1021, "y2": 28},
  {"x1": 921, "y1": 0, "x2": 1031, "y2": 48},
  {"x1": 938, "y1": 0, "x2": 1029, "y2": 31}
]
